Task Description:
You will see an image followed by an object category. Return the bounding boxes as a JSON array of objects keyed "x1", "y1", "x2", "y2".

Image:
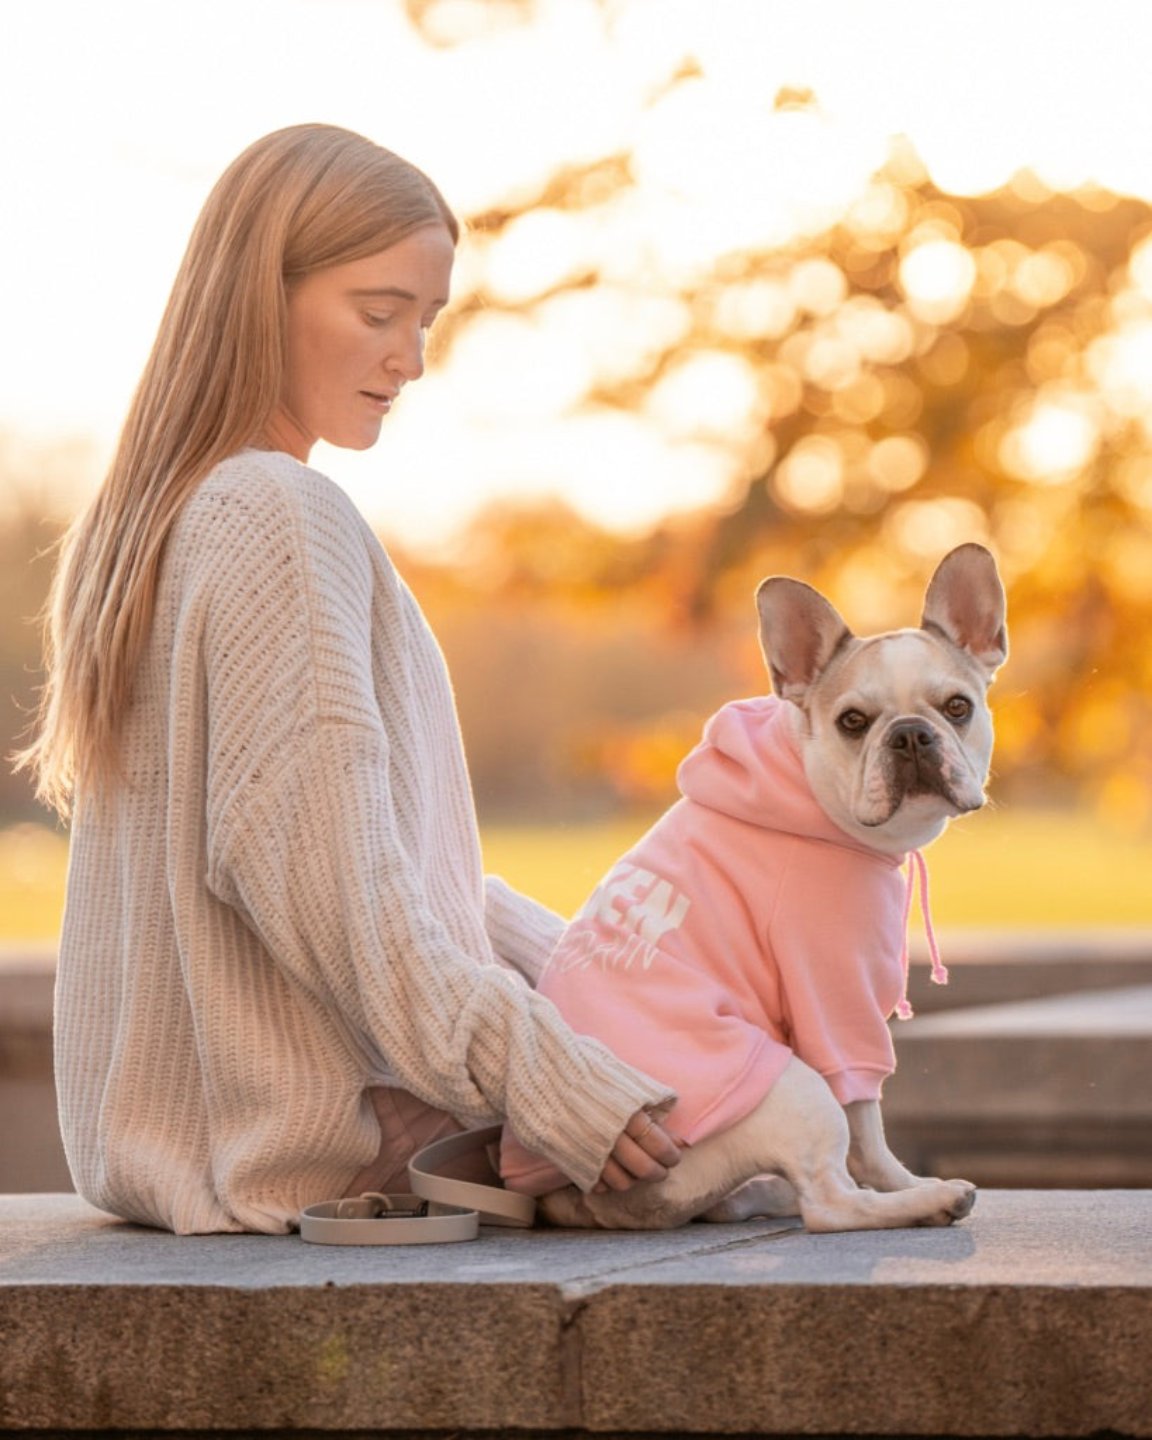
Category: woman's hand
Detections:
[{"x1": 595, "y1": 1109, "x2": 683, "y2": 1193}]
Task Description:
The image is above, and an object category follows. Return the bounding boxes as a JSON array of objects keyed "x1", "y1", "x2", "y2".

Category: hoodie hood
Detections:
[
  {"x1": 677, "y1": 695, "x2": 904, "y2": 863},
  {"x1": 676, "y1": 695, "x2": 948, "y2": 1012}
]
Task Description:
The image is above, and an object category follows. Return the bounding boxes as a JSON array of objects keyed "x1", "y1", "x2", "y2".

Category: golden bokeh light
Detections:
[
  {"x1": 772, "y1": 434, "x2": 846, "y2": 515},
  {"x1": 843, "y1": 182, "x2": 910, "y2": 248},
  {"x1": 866, "y1": 434, "x2": 928, "y2": 493},
  {"x1": 798, "y1": 333, "x2": 860, "y2": 392},
  {"x1": 1114, "y1": 456, "x2": 1152, "y2": 511},
  {"x1": 711, "y1": 281, "x2": 798, "y2": 341},
  {"x1": 644, "y1": 352, "x2": 762, "y2": 441},
  {"x1": 5, "y1": 0, "x2": 1152, "y2": 842},
  {"x1": 482, "y1": 208, "x2": 591, "y2": 303},
  {"x1": 1011, "y1": 247, "x2": 1079, "y2": 309},
  {"x1": 547, "y1": 407, "x2": 739, "y2": 533},
  {"x1": 537, "y1": 288, "x2": 692, "y2": 386},
  {"x1": 835, "y1": 299, "x2": 915, "y2": 367},
  {"x1": 999, "y1": 391, "x2": 1102, "y2": 485},
  {"x1": 1128, "y1": 236, "x2": 1152, "y2": 300},
  {"x1": 1105, "y1": 531, "x2": 1152, "y2": 605},
  {"x1": 886, "y1": 498, "x2": 988, "y2": 559},
  {"x1": 445, "y1": 312, "x2": 593, "y2": 421},
  {"x1": 787, "y1": 258, "x2": 849, "y2": 316},
  {"x1": 830, "y1": 373, "x2": 887, "y2": 424},
  {"x1": 1087, "y1": 320, "x2": 1152, "y2": 418},
  {"x1": 898, "y1": 239, "x2": 978, "y2": 325}
]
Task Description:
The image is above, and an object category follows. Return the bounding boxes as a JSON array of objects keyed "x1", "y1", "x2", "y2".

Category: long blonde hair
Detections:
[{"x1": 16, "y1": 124, "x2": 458, "y2": 818}]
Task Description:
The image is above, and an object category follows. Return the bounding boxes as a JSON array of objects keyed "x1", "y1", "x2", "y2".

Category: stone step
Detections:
[
  {"x1": 904, "y1": 926, "x2": 1152, "y2": 1013},
  {"x1": 0, "y1": 1189, "x2": 1149, "y2": 1436},
  {"x1": 887, "y1": 983, "x2": 1152, "y2": 1186}
]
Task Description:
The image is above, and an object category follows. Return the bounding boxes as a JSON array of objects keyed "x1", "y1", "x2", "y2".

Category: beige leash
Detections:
[{"x1": 299, "y1": 1124, "x2": 536, "y2": 1245}]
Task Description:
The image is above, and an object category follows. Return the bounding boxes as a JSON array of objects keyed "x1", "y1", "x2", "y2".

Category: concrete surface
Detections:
[
  {"x1": 885, "y1": 984, "x2": 1152, "y2": 1186},
  {"x1": 1, "y1": 1189, "x2": 1151, "y2": 1436}
]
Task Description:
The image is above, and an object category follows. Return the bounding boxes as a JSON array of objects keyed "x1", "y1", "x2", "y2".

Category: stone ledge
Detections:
[
  {"x1": 885, "y1": 985, "x2": 1152, "y2": 1186},
  {"x1": 904, "y1": 927, "x2": 1152, "y2": 1013},
  {"x1": 1, "y1": 1190, "x2": 1150, "y2": 1437}
]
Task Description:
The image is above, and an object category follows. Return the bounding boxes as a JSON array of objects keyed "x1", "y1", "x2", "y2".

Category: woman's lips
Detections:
[{"x1": 361, "y1": 391, "x2": 394, "y2": 413}]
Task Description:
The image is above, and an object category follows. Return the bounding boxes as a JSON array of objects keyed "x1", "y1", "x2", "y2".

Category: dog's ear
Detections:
[
  {"x1": 921, "y1": 543, "x2": 1008, "y2": 680},
  {"x1": 756, "y1": 577, "x2": 854, "y2": 705}
]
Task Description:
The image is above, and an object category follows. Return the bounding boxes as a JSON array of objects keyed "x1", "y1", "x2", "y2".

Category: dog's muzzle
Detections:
[
  {"x1": 884, "y1": 719, "x2": 952, "y2": 802},
  {"x1": 887, "y1": 718, "x2": 939, "y2": 758}
]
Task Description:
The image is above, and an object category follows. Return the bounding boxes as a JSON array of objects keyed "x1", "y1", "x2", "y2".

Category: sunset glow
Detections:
[{"x1": 5, "y1": 0, "x2": 1152, "y2": 546}]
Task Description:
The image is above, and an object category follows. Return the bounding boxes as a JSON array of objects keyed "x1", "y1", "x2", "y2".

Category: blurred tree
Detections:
[
  {"x1": 6, "y1": 43, "x2": 1152, "y2": 828},
  {"x1": 414, "y1": 117, "x2": 1152, "y2": 826}
]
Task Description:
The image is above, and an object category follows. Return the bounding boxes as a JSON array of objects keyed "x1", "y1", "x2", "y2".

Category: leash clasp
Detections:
[{"x1": 334, "y1": 1192, "x2": 430, "y2": 1221}]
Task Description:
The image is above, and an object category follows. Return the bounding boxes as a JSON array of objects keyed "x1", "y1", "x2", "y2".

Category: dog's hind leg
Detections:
[
  {"x1": 717, "y1": 1058, "x2": 976, "y2": 1232},
  {"x1": 538, "y1": 1056, "x2": 975, "y2": 1232},
  {"x1": 537, "y1": 1138, "x2": 758, "y2": 1230},
  {"x1": 697, "y1": 1175, "x2": 800, "y2": 1223}
]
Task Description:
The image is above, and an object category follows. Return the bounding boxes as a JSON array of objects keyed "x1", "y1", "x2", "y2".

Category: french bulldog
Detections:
[{"x1": 502, "y1": 543, "x2": 1007, "y2": 1232}]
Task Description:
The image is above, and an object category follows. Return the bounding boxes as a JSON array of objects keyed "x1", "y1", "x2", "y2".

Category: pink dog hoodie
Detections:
[{"x1": 500, "y1": 695, "x2": 947, "y2": 1196}]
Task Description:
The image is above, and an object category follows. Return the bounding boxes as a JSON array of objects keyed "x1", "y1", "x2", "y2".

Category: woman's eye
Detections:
[
  {"x1": 943, "y1": 695, "x2": 973, "y2": 723},
  {"x1": 837, "y1": 709, "x2": 871, "y2": 737},
  {"x1": 363, "y1": 311, "x2": 394, "y2": 327}
]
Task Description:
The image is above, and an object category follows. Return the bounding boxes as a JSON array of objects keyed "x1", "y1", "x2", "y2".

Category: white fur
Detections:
[{"x1": 541, "y1": 1058, "x2": 976, "y2": 1231}]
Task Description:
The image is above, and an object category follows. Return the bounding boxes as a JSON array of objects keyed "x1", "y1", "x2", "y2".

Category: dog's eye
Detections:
[
  {"x1": 943, "y1": 695, "x2": 973, "y2": 724},
  {"x1": 836, "y1": 709, "x2": 871, "y2": 737}
]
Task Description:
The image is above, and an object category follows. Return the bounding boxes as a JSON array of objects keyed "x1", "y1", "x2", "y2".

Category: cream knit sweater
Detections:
[{"x1": 55, "y1": 449, "x2": 673, "y2": 1234}]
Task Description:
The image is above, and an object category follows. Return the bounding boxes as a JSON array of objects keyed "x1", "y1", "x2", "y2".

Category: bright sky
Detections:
[{"x1": 5, "y1": 0, "x2": 1152, "y2": 548}]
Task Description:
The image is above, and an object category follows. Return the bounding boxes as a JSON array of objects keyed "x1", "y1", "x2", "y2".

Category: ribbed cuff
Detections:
[
  {"x1": 520, "y1": 1031, "x2": 677, "y2": 1193},
  {"x1": 824, "y1": 1065, "x2": 889, "y2": 1106}
]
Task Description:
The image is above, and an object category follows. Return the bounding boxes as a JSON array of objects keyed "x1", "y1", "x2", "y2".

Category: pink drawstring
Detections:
[{"x1": 894, "y1": 849, "x2": 948, "y2": 1020}]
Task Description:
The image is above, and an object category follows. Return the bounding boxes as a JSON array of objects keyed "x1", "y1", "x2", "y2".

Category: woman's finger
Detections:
[
  {"x1": 597, "y1": 1156, "x2": 635, "y2": 1192},
  {"x1": 627, "y1": 1114, "x2": 682, "y2": 1168},
  {"x1": 595, "y1": 1112, "x2": 684, "y2": 1191},
  {"x1": 610, "y1": 1133, "x2": 670, "y2": 1186}
]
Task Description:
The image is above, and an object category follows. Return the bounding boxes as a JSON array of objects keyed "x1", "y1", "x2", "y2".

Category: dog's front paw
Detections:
[{"x1": 848, "y1": 1154, "x2": 923, "y2": 1192}]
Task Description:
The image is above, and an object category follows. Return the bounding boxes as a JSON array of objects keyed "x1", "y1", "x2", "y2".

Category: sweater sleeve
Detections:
[
  {"x1": 483, "y1": 875, "x2": 566, "y2": 987},
  {"x1": 208, "y1": 722, "x2": 672, "y2": 1191}
]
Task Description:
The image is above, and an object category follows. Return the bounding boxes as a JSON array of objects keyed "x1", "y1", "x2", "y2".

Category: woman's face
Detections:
[{"x1": 266, "y1": 223, "x2": 455, "y2": 461}]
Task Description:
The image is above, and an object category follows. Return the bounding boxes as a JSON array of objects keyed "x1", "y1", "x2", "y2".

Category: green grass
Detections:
[
  {"x1": 0, "y1": 824, "x2": 70, "y2": 943},
  {"x1": 2, "y1": 808, "x2": 1151, "y2": 944},
  {"x1": 481, "y1": 807, "x2": 1152, "y2": 929}
]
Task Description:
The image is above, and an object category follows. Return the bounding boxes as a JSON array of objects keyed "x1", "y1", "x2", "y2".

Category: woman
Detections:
[{"x1": 16, "y1": 124, "x2": 679, "y2": 1234}]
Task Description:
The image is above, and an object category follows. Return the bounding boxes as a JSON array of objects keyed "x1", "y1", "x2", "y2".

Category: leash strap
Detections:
[
  {"x1": 299, "y1": 1192, "x2": 479, "y2": 1245},
  {"x1": 299, "y1": 1124, "x2": 535, "y2": 1245},
  {"x1": 408, "y1": 1124, "x2": 536, "y2": 1228}
]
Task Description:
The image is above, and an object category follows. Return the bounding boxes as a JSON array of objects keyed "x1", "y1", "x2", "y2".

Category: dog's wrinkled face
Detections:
[
  {"x1": 800, "y1": 627, "x2": 996, "y2": 851},
  {"x1": 756, "y1": 544, "x2": 1008, "y2": 856}
]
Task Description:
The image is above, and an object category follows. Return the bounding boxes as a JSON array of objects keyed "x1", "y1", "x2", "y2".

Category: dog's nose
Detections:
[{"x1": 887, "y1": 719, "x2": 938, "y2": 754}]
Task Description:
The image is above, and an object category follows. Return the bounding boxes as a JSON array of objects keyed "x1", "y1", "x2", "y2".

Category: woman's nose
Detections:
[{"x1": 389, "y1": 325, "x2": 426, "y2": 383}]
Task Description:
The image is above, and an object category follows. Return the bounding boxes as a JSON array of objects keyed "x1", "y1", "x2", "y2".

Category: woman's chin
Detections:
[{"x1": 325, "y1": 423, "x2": 385, "y2": 454}]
